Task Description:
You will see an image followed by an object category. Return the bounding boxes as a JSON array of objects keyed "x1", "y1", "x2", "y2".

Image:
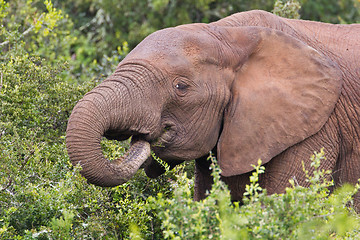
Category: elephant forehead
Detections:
[
  {"x1": 126, "y1": 27, "x2": 213, "y2": 61},
  {"x1": 182, "y1": 40, "x2": 201, "y2": 57}
]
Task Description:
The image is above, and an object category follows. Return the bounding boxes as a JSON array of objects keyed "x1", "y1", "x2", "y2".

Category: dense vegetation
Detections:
[{"x1": 1, "y1": 0, "x2": 360, "y2": 239}]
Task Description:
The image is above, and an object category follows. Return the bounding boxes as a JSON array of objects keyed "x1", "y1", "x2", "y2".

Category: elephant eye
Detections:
[{"x1": 175, "y1": 82, "x2": 188, "y2": 91}]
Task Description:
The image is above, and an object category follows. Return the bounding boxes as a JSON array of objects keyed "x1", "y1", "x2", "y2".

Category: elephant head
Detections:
[{"x1": 66, "y1": 23, "x2": 341, "y2": 187}]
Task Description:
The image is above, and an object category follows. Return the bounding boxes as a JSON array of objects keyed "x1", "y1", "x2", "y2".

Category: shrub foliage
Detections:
[{"x1": 148, "y1": 152, "x2": 360, "y2": 239}]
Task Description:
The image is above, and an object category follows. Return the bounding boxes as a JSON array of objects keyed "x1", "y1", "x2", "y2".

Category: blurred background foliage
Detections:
[
  {"x1": 0, "y1": 0, "x2": 360, "y2": 239},
  {"x1": 54, "y1": 0, "x2": 359, "y2": 76}
]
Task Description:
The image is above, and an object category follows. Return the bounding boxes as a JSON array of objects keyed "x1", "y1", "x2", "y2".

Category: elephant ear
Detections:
[{"x1": 217, "y1": 27, "x2": 342, "y2": 176}]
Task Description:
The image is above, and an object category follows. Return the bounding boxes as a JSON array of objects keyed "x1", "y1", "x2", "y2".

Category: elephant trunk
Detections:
[{"x1": 66, "y1": 79, "x2": 152, "y2": 187}]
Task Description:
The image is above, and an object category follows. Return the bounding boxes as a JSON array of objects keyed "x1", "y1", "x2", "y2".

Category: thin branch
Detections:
[
  {"x1": 0, "y1": 148, "x2": 36, "y2": 192},
  {"x1": 0, "y1": 132, "x2": 40, "y2": 191},
  {"x1": 0, "y1": 72, "x2": 3, "y2": 91},
  {"x1": 19, "y1": 149, "x2": 35, "y2": 172},
  {"x1": 0, "y1": 40, "x2": 9, "y2": 47},
  {"x1": 0, "y1": 178, "x2": 12, "y2": 192},
  {"x1": 22, "y1": 24, "x2": 35, "y2": 36},
  {"x1": 0, "y1": 14, "x2": 42, "y2": 47},
  {"x1": 0, "y1": 25, "x2": 35, "y2": 47},
  {"x1": 292, "y1": 176, "x2": 300, "y2": 186}
]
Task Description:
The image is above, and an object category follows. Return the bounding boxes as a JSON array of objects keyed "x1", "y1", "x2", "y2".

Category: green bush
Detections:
[
  {"x1": 1, "y1": 0, "x2": 360, "y2": 239},
  {"x1": 148, "y1": 150, "x2": 360, "y2": 239},
  {"x1": 0, "y1": 1, "x2": 170, "y2": 238},
  {"x1": 300, "y1": 0, "x2": 360, "y2": 23},
  {"x1": 273, "y1": 0, "x2": 301, "y2": 19}
]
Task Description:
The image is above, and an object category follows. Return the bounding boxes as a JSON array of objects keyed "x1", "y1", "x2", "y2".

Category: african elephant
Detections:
[{"x1": 66, "y1": 10, "x2": 360, "y2": 209}]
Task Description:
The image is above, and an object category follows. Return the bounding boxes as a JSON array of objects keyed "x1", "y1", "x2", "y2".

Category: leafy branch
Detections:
[
  {"x1": 243, "y1": 159, "x2": 265, "y2": 201},
  {"x1": 0, "y1": 0, "x2": 62, "y2": 48},
  {"x1": 0, "y1": 15, "x2": 40, "y2": 47}
]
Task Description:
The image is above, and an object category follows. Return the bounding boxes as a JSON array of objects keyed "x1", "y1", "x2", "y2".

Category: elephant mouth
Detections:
[
  {"x1": 104, "y1": 123, "x2": 177, "y2": 161},
  {"x1": 103, "y1": 123, "x2": 176, "y2": 151},
  {"x1": 150, "y1": 124, "x2": 176, "y2": 149}
]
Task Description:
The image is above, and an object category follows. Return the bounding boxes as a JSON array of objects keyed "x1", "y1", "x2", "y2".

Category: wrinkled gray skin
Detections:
[{"x1": 66, "y1": 10, "x2": 360, "y2": 210}]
